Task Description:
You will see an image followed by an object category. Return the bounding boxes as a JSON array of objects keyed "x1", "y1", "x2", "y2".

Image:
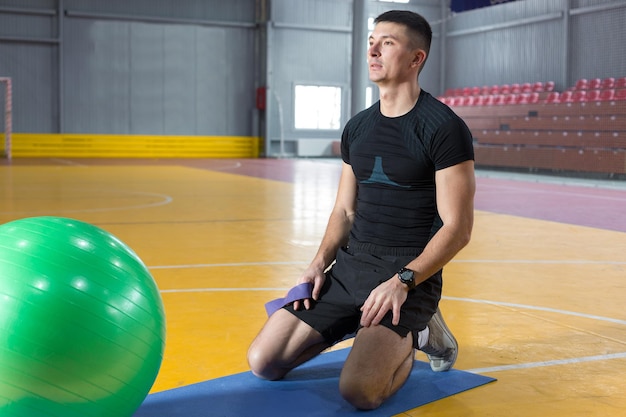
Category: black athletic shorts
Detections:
[{"x1": 284, "y1": 241, "x2": 442, "y2": 348}]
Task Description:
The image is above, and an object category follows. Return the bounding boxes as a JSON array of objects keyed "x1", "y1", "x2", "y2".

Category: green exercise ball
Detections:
[{"x1": 0, "y1": 217, "x2": 166, "y2": 417}]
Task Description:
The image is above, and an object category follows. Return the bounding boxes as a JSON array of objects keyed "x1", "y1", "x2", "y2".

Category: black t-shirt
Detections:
[{"x1": 341, "y1": 90, "x2": 474, "y2": 249}]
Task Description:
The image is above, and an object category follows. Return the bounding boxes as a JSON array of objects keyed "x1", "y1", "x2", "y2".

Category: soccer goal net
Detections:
[{"x1": 0, "y1": 77, "x2": 12, "y2": 160}]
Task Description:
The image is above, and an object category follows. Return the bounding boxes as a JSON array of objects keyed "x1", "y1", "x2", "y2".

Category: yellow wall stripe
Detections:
[{"x1": 0, "y1": 133, "x2": 260, "y2": 158}]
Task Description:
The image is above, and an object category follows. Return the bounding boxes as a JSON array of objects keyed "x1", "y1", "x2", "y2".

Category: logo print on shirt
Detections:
[{"x1": 361, "y1": 156, "x2": 410, "y2": 188}]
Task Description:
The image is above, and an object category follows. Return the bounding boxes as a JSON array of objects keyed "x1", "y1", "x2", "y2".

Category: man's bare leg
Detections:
[
  {"x1": 339, "y1": 326, "x2": 414, "y2": 410},
  {"x1": 247, "y1": 309, "x2": 330, "y2": 380}
]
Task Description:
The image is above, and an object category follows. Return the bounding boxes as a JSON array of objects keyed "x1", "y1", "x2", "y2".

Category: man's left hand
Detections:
[{"x1": 360, "y1": 276, "x2": 409, "y2": 327}]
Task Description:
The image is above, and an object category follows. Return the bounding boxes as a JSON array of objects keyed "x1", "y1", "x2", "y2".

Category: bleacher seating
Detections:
[{"x1": 438, "y1": 77, "x2": 626, "y2": 175}]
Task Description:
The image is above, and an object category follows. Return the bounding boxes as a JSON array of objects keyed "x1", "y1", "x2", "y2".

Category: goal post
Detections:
[{"x1": 0, "y1": 77, "x2": 12, "y2": 160}]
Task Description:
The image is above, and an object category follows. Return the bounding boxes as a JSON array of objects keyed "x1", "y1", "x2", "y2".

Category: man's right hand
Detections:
[{"x1": 293, "y1": 264, "x2": 326, "y2": 310}]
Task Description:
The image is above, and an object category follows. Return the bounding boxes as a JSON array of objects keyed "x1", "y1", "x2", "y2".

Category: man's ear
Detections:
[{"x1": 411, "y1": 49, "x2": 427, "y2": 69}]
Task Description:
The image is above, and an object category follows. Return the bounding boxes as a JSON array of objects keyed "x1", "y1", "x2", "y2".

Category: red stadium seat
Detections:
[
  {"x1": 500, "y1": 84, "x2": 511, "y2": 94},
  {"x1": 461, "y1": 96, "x2": 474, "y2": 106},
  {"x1": 615, "y1": 77, "x2": 626, "y2": 89},
  {"x1": 532, "y1": 81, "x2": 544, "y2": 92},
  {"x1": 528, "y1": 92, "x2": 540, "y2": 104},
  {"x1": 521, "y1": 82, "x2": 532, "y2": 93},
  {"x1": 574, "y1": 78, "x2": 588, "y2": 90},
  {"x1": 474, "y1": 95, "x2": 487, "y2": 106},
  {"x1": 516, "y1": 93, "x2": 530, "y2": 104},
  {"x1": 586, "y1": 90, "x2": 601, "y2": 101},
  {"x1": 601, "y1": 77, "x2": 615, "y2": 89},
  {"x1": 545, "y1": 92, "x2": 560, "y2": 103},
  {"x1": 560, "y1": 90, "x2": 574, "y2": 102},
  {"x1": 615, "y1": 89, "x2": 626, "y2": 100},
  {"x1": 510, "y1": 83, "x2": 521, "y2": 94},
  {"x1": 588, "y1": 78, "x2": 602, "y2": 90},
  {"x1": 598, "y1": 89, "x2": 614, "y2": 101},
  {"x1": 544, "y1": 81, "x2": 555, "y2": 92},
  {"x1": 484, "y1": 95, "x2": 496, "y2": 105},
  {"x1": 503, "y1": 94, "x2": 516, "y2": 105},
  {"x1": 493, "y1": 95, "x2": 506, "y2": 105},
  {"x1": 571, "y1": 90, "x2": 587, "y2": 102}
]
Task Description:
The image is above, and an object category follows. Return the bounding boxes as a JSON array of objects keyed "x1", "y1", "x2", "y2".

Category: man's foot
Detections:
[{"x1": 419, "y1": 308, "x2": 458, "y2": 372}]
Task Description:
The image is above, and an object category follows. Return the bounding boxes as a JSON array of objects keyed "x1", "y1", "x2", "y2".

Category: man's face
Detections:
[{"x1": 367, "y1": 22, "x2": 419, "y2": 85}]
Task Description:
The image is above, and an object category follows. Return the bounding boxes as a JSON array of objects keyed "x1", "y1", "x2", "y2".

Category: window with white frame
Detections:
[{"x1": 294, "y1": 85, "x2": 342, "y2": 130}]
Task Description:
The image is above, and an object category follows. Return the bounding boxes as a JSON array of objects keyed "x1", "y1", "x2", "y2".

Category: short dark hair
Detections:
[{"x1": 374, "y1": 10, "x2": 432, "y2": 56}]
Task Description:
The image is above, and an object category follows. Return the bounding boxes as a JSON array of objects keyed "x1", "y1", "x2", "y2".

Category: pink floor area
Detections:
[
  {"x1": 203, "y1": 158, "x2": 626, "y2": 233},
  {"x1": 215, "y1": 158, "x2": 626, "y2": 234},
  {"x1": 3, "y1": 157, "x2": 626, "y2": 233},
  {"x1": 474, "y1": 176, "x2": 626, "y2": 232}
]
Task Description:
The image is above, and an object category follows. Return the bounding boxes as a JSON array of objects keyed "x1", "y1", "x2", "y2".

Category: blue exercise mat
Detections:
[{"x1": 134, "y1": 348, "x2": 495, "y2": 417}]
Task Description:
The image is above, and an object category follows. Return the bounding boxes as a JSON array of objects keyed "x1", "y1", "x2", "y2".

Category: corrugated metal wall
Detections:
[
  {"x1": 63, "y1": 19, "x2": 255, "y2": 135},
  {"x1": 2, "y1": 0, "x2": 626, "y2": 155},
  {"x1": 62, "y1": 0, "x2": 257, "y2": 136},
  {"x1": 0, "y1": 0, "x2": 58, "y2": 133},
  {"x1": 569, "y1": 0, "x2": 626, "y2": 83},
  {"x1": 443, "y1": 0, "x2": 626, "y2": 93},
  {"x1": 445, "y1": 0, "x2": 568, "y2": 91},
  {"x1": 0, "y1": 0, "x2": 257, "y2": 136}
]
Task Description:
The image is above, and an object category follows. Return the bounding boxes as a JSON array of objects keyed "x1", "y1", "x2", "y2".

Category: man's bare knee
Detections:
[
  {"x1": 247, "y1": 344, "x2": 288, "y2": 381},
  {"x1": 339, "y1": 377, "x2": 384, "y2": 410}
]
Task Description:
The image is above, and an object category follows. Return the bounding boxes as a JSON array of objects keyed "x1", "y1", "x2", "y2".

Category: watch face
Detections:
[
  {"x1": 398, "y1": 269, "x2": 413, "y2": 283},
  {"x1": 399, "y1": 268, "x2": 415, "y2": 287}
]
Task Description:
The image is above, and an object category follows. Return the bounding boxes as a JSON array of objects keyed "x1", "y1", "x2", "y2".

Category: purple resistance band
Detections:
[{"x1": 264, "y1": 283, "x2": 313, "y2": 316}]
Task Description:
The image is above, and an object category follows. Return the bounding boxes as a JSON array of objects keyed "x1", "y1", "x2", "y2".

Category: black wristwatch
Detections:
[{"x1": 397, "y1": 267, "x2": 416, "y2": 290}]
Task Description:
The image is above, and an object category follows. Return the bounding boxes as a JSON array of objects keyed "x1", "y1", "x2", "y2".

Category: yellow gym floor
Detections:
[{"x1": 1, "y1": 158, "x2": 625, "y2": 416}]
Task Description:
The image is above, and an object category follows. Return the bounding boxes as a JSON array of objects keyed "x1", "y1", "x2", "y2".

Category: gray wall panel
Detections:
[
  {"x1": 64, "y1": 0, "x2": 256, "y2": 23},
  {"x1": 129, "y1": 23, "x2": 164, "y2": 135},
  {"x1": 64, "y1": 20, "x2": 131, "y2": 133},
  {"x1": 569, "y1": 3, "x2": 626, "y2": 83},
  {"x1": 195, "y1": 26, "x2": 228, "y2": 135},
  {"x1": 273, "y1": 0, "x2": 352, "y2": 27},
  {"x1": 445, "y1": 0, "x2": 568, "y2": 91},
  {"x1": 0, "y1": 43, "x2": 56, "y2": 132},
  {"x1": 0, "y1": 13, "x2": 55, "y2": 39},
  {"x1": 163, "y1": 26, "x2": 197, "y2": 135},
  {"x1": 61, "y1": 13, "x2": 255, "y2": 135},
  {"x1": 3, "y1": 0, "x2": 626, "y2": 148}
]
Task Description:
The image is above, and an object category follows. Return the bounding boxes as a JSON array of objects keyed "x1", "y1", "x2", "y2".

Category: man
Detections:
[{"x1": 248, "y1": 10, "x2": 475, "y2": 410}]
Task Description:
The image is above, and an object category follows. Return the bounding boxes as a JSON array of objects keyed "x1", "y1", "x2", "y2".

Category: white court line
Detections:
[
  {"x1": 467, "y1": 352, "x2": 626, "y2": 374},
  {"x1": 159, "y1": 287, "x2": 289, "y2": 294},
  {"x1": 478, "y1": 183, "x2": 626, "y2": 201},
  {"x1": 49, "y1": 158, "x2": 88, "y2": 167},
  {"x1": 207, "y1": 161, "x2": 243, "y2": 171},
  {"x1": 156, "y1": 283, "x2": 626, "y2": 374},
  {"x1": 148, "y1": 258, "x2": 626, "y2": 270},
  {"x1": 454, "y1": 259, "x2": 626, "y2": 265},
  {"x1": 157, "y1": 286, "x2": 626, "y2": 326},
  {"x1": 0, "y1": 191, "x2": 173, "y2": 215},
  {"x1": 443, "y1": 296, "x2": 626, "y2": 326},
  {"x1": 150, "y1": 261, "x2": 306, "y2": 270}
]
